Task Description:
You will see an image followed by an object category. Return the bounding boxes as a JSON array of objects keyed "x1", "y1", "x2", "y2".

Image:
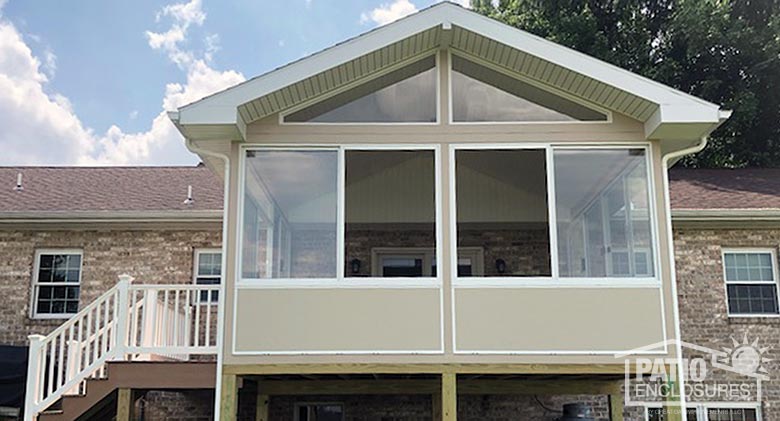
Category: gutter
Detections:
[
  {"x1": 170, "y1": 111, "x2": 231, "y2": 421},
  {"x1": 672, "y1": 209, "x2": 780, "y2": 222},
  {"x1": 660, "y1": 136, "x2": 708, "y2": 421}
]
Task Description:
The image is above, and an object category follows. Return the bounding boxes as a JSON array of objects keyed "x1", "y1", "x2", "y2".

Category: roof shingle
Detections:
[
  {"x1": 0, "y1": 166, "x2": 223, "y2": 213},
  {"x1": 669, "y1": 168, "x2": 780, "y2": 210}
]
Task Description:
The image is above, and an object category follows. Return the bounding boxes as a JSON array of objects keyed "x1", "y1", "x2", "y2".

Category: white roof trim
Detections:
[{"x1": 175, "y1": 2, "x2": 723, "y2": 131}]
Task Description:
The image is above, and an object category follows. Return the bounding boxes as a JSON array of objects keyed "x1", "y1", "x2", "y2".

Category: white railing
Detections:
[{"x1": 24, "y1": 276, "x2": 219, "y2": 421}]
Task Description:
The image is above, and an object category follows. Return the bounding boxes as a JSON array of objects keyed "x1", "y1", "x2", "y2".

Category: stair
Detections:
[{"x1": 38, "y1": 361, "x2": 216, "y2": 421}]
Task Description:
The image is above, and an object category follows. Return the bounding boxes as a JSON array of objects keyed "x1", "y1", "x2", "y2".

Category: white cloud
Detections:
[
  {"x1": 0, "y1": 0, "x2": 246, "y2": 166},
  {"x1": 129, "y1": 110, "x2": 139, "y2": 120},
  {"x1": 360, "y1": 0, "x2": 417, "y2": 26}
]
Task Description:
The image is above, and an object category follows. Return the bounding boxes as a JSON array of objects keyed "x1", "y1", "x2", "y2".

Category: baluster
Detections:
[
  {"x1": 194, "y1": 289, "x2": 201, "y2": 348},
  {"x1": 162, "y1": 289, "x2": 169, "y2": 347},
  {"x1": 92, "y1": 306, "x2": 100, "y2": 365},
  {"x1": 185, "y1": 290, "x2": 192, "y2": 349},
  {"x1": 85, "y1": 309, "x2": 92, "y2": 368},
  {"x1": 47, "y1": 340, "x2": 54, "y2": 398},
  {"x1": 173, "y1": 290, "x2": 180, "y2": 348},
  {"x1": 130, "y1": 289, "x2": 138, "y2": 349},
  {"x1": 102, "y1": 298, "x2": 109, "y2": 357},
  {"x1": 77, "y1": 314, "x2": 83, "y2": 374},
  {"x1": 57, "y1": 333, "x2": 65, "y2": 389},
  {"x1": 205, "y1": 291, "x2": 212, "y2": 347}
]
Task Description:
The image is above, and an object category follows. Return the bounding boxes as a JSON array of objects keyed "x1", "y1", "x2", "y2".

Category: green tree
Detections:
[{"x1": 472, "y1": 0, "x2": 780, "y2": 168}]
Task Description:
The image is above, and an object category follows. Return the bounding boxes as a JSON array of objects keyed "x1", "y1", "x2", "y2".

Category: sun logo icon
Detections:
[{"x1": 719, "y1": 334, "x2": 772, "y2": 378}]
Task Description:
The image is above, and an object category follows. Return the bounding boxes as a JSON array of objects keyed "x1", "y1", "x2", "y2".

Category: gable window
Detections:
[
  {"x1": 32, "y1": 250, "x2": 82, "y2": 318},
  {"x1": 554, "y1": 149, "x2": 655, "y2": 278},
  {"x1": 194, "y1": 249, "x2": 221, "y2": 303},
  {"x1": 723, "y1": 249, "x2": 779, "y2": 316},
  {"x1": 450, "y1": 55, "x2": 607, "y2": 123},
  {"x1": 295, "y1": 403, "x2": 343, "y2": 421},
  {"x1": 284, "y1": 56, "x2": 437, "y2": 123}
]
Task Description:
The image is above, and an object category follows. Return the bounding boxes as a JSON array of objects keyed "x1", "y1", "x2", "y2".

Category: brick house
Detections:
[
  {"x1": 3, "y1": 166, "x2": 780, "y2": 421},
  {"x1": 7, "y1": 3, "x2": 773, "y2": 421}
]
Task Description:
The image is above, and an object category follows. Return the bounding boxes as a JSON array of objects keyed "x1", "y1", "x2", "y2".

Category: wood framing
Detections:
[
  {"x1": 609, "y1": 393, "x2": 624, "y2": 421},
  {"x1": 220, "y1": 374, "x2": 237, "y2": 421},
  {"x1": 223, "y1": 363, "x2": 631, "y2": 375},
  {"x1": 441, "y1": 373, "x2": 456, "y2": 421},
  {"x1": 116, "y1": 389, "x2": 133, "y2": 421},
  {"x1": 256, "y1": 393, "x2": 269, "y2": 421}
]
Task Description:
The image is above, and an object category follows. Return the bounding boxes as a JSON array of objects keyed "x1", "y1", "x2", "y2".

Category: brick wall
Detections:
[
  {"x1": 0, "y1": 227, "x2": 220, "y2": 346},
  {"x1": 674, "y1": 226, "x2": 780, "y2": 420}
]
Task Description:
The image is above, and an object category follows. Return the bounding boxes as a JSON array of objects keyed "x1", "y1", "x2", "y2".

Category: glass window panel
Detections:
[
  {"x1": 555, "y1": 149, "x2": 655, "y2": 278},
  {"x1": 345, "y1": 150, "x2": 435, "y2": 278},
  {"x1": 455, "y1": 149, "x2": 551, "y2": 277},
  {"x1": 285, "y1": 56, "x2": 436, "y2": 123},
  {"x1": 727, "y1": 284, "x2": 779, "y2": 314},
  {"x1": 242, "y1": 150, "x2": 338, "y2": 279},
  {"x1": 451, "y1": 55, "x2": 607, "y2": 122}
]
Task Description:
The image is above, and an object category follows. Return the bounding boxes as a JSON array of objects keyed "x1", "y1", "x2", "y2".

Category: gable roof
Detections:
[
  {"x1": 172, "y1": 2, "x2": 728, "y2": 141},
  {"x1": 0, "y1": 166, "x2": 222, "y2": 221}
]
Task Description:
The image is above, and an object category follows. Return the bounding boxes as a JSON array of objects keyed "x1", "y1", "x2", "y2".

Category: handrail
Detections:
[{"x1": 24, "y1": 276, "x2": 219, "y2": 421}]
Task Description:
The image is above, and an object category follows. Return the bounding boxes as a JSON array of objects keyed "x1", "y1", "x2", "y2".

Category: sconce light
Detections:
[
  {"x1": 350, "y1": 258, "x2": 362, "y2": 274},
  {"x1": 495, "y1": 258, "x2": 507, "y2": 274}
]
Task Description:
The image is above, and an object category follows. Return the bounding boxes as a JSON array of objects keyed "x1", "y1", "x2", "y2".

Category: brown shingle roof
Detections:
[
  {"x1": 0, "y1": 166, "x2": 223, "y2": 213},
  {"x1": 669, "y1": 168, "x2": 780, "y2": 210},
  {"x1": 0, "y1": 166, "x2": 778, "y2": 215}
]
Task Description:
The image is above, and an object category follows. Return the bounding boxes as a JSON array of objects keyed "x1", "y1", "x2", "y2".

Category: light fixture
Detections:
[
  {"x1": 350, "y1": 258, "x2": 361, "y2": 274},
  {"x1": 495, "y1": 258, "x2": 507, "y2": 274}
]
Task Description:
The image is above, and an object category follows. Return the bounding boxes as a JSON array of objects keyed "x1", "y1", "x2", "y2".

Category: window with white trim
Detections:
[
  {"x1": 32, "y1": 250, "x2": 82, "y2": 318},
  {"x1": 294, "y1": 403, "x2": 343, "y2": 421},
  {"x1": 194, "y1": 249, "x2": 221, "y2": 303},
  {"x1": 646, "y1": 405, "x2": 758, "y2": 421},
  {"x1": 723, "y1": 250, "x2": 779, "y2": 315}
]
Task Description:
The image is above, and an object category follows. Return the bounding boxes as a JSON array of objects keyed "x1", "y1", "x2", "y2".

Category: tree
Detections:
[{"x1": 472, "y1": 0, "x2": 780, "y2": 168}]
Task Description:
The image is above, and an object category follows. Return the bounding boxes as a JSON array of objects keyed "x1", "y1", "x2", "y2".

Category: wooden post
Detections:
[
  {"x1": 608, "y1": 393, "x2": 624, "y2": 421},
  {"x1": 441, "y1": 373, "x2": 456, "y2": 421},
  {"x1": 664, "y1": 378, "x2": 683, "y2": 421},
  {"x1": 116, "y1": 388, "x2": 133, "y2": 421},
  {"x1": 220, "y1": 373, "x2": 238, "y2": 421},
  {"x1": 256, "y1": 393, "x2": 269, "y2": 421}
]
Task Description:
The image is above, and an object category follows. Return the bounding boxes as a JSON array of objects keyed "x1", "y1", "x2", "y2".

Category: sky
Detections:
[{"x1": 0, "y1": 0, "x2": 468, "y2": 166}]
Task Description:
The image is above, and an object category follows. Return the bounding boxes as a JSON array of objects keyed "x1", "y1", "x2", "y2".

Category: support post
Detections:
[
  {"x1": 441, "y1": 373, "x2": 456, "y2": 421},
  {"x1": 116, "y1": 388, "x2": 134, "y2": 421},
  {"x1": 114, "y1": 275, "x2": 133, "y2": 361},
  {"x1": 23, "y1": 334, "x2": 45, "y2": 421},
  {"x1": 608, "y1": 393, "x2": 624, "y2": 421},
  {"x1": 220, "y1": 373, "x2": 238, "y2": 421},
  {"x1": 664, "y1": 378, "x2": 684, "y2": 421},
  {"x1": 255, "y1": 393, "x2": 269, "y2": 421}
]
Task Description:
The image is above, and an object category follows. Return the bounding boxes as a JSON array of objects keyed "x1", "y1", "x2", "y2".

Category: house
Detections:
[
  {"x1": 10, "y1": 2, "x2": 771, "y2": 421},
  {"x1": 5, "y1": 166, "x2": 780, "y2": 421}
]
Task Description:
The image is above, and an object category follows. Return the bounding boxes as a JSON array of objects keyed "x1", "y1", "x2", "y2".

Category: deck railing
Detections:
[{"x1": 24, "y1": 275, "x2": 219, "y2": 421}]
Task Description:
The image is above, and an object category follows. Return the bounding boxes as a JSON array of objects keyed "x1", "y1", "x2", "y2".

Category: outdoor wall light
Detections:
[
  {"x1": 350, "y1": 258, "x2": 362, "y2": 274},
  {"x1": 495, "y1": 258, "x2": 507, "y2": 274}
]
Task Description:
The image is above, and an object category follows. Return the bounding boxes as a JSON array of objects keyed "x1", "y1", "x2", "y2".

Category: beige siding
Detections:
[
  {"x1": 234, "y1": 288, "x2": 441, "y2": 353},
  {"x1": 454, "y1": 287, "x2": 665, "y2": 352}
]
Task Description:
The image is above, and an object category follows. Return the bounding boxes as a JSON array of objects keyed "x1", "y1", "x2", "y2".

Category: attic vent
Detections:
[
  {"x1": 183, "y1": 185, "x2": 194, "y2": 205},
  {"x1": 13, "y1": 172, "x2": 23, "y2": 191}
]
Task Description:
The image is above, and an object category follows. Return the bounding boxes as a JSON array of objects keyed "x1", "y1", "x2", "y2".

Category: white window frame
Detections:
[
  {"x1": 194, "y1": 248, "x2": 222, "y2": 304},
  {"x1": 446, "y1": 50, "x2": 613, "y2": 125},
  {"x1": 30, "y1": 248, "x2": 84, "y2": 319},
  {"x1": 237, "y1": 144, "x2": 442, "y2": 288},
  {"x1": 279, "y1": 52, "x2": 441, "y2": 126},
  {"x1": 722, "y1": 248, "x2": 780, "y2": 318},
  {"x1": 449, "y1": 143, "x2": 661, "y2": 287},
  {"x1": 644, "y1": 402, "x2": 762, "y2": 421},
  {"x1": 293, "y1": 402, "x2": 344, "y2": 421}
]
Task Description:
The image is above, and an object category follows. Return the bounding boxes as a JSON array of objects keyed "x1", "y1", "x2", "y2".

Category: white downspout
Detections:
[
  {"x1": 661, "y1": 136, "x2": 708, "y2": 421},
  {"x1": 182, "y1": 135, "x2": 231, "y2": 421}
]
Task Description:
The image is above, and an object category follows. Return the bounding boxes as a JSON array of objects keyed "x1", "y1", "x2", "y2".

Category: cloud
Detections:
[
  {"x1": 360, "y1": 0, "x2": 417, "y2": 26},
  {"x1": 0, "y1": 0, "x2": 245, "y2": 166},
  {"x1": 360, "y1": 0, "x2": 471, "y2": 27}
]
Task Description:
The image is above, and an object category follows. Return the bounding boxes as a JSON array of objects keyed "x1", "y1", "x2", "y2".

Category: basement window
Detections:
[
  {"x1": 723, "y1": 249, "x2": 779, "y2": 316},
  {"x1": 450, "y1": 55, "x2": 607, "y2": 122},
  {"x1": 283, "y1": 56, "x2": 437, "y2": 123},
  {"x1": 32, "y1": 250, "x2": 82, "y2": 318},
  {"x1": 295, "y1": 403, "x2": 343, "y2": 421}
]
